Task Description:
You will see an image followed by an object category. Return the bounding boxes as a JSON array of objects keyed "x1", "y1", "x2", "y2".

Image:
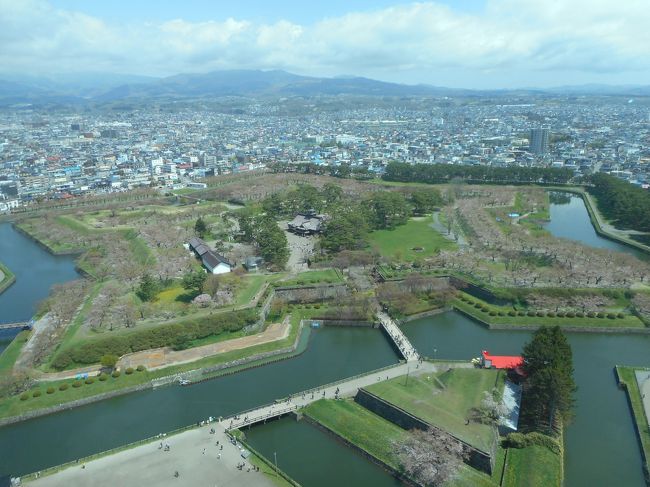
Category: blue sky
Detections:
[{"x1": 2, "y1": 0, "x2": 649, "y2": 89}]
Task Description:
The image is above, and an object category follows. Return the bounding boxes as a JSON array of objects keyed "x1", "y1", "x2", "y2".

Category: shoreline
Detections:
[
  {"x1": 0, "y1": 321, "x2": 308, "y2": 427},
  {"x1": 0, "y1": 260, "x2": 16, "y2": 295}
]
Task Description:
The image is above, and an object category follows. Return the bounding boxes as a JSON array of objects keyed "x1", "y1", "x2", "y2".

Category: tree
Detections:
[
  {"x1": 522, "y1": 326, "x2": 576, "y2": 432},
  {"x1": 100, "y1": 354, "x2": 119, "y2": 369},
  {"x1": 182, "y1": 269, "x2": 207, "y2": 293},
  {"x1": 364, "y1": 192, "x2": 410, "y2": 230},
  {"x1": 321, "y1": 207, "x2": 369, "y2": 252},
  {"x1": 202, "y1": 274, "x2": 222, "y2": 297},
  {"x1": 257, "y1": 220, "x2": 289, "y2": 269},
  {"x1": 410, "y1": 189, "x2": 443, "y2": 215},
  {"x1": 136, "y1": 274, "x2": 158, "y2": 302},
  {"x1": 194, "y1": 217, "x2": 208, "y2": 237},
  {"x1": 394, "y1": 428, "x2": 466, "y2": 486}
]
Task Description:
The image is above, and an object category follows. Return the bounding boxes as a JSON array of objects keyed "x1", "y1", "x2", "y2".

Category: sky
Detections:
[{"x1": 1, "y1": 0, "x2": 649, "y2": 89}]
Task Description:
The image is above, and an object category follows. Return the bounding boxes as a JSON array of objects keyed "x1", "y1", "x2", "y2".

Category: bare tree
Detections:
[{"x1": 394, "y1": 427, "x2": 467, "y2": 486}]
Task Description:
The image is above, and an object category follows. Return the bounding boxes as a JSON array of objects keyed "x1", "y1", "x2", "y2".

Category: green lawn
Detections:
[
  {"x1": 304, "y1": 399, "x2": 410, "y2": 468},
  {"x1": 277, "y1": 269, "x2": 343, "y2": 287},
  {"x1": 304, "y1": 398, "x2": 498, "y2": 487},
  {"x1": 367, "y1": 368, "x2": 501, "y2": 452},
  {"x1": 369, "y1": 217, "x2": 456, "y2": 261},
  {"x1": 502, "y1": 445, "x2": 562, "y2": 487},
  {"x1": 0, "y1": 310, "x2": 314, "y2": 421},
  {"x1": 0, "y1": 331, "x2": 30, "y2": 375},
  {"x1": 454, "y1": 293, "x2": 645, "y2": 329},
  {"x1": 616, "y1": 366, "x2": 650, "y2": 477},
  {"x1": 0, "y1": 260, "x2": 16, "y2": 293}
]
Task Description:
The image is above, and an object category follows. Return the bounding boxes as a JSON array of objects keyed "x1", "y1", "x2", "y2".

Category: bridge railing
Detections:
[{"x1": 224, "y1": 360, "x2": 405, "y2": 430}]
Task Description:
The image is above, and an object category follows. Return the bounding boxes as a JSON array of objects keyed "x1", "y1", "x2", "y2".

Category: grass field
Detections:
[
  {"x1": 304, "y1": 398, "x2": 498, "y2": 487},
  {"x1": 0, "y1": 260, "x2": 16, "y2": 293},
  {"x1": 502, "y1": 445, "x2": 562, "y2": 487},
  {"x1": 369, "y1": 217, "x2": 456, "y2": 261},
  {"x1": 277, "y1": 269, "x2": 343, "y2": 287},
  {"x1": 454, "y1": 293, "x2": 645, "y2": 329},
  {"x1": 0, "y1": 309, "x2": 315, "y2": 421},
  {"x1": 367, "y1": 368, "x2": 501, "y2": 452},
  {"x1": 304, "y1": 399, "x2": 410, "y2": 467},
  {"x1": 616, "y1": 366, "x2": 650, "y2": 477},
  {"x1": 0, "y1": 331, "x2": 30, "y2": 375}
]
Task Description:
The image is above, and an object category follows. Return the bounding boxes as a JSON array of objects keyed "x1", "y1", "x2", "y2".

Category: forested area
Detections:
[
  {"x1": 382, "y1": 162, "x2": 574, "y2": 185},
  {"x1": 588, "y1": 173, "x2": 650, "y2": 232}
]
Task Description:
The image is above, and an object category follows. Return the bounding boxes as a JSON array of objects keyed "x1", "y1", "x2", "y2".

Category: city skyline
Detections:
[{"x1": 2, "y1": 0, "x2": 650, "y2": 89}]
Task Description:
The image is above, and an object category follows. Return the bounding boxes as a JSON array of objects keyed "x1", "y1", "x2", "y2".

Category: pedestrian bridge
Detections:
[
  {"x1": 223, "y1": 360, "x2": 434, "y2": 431},
  {"x1": 376, "y1": 311, "x2": 419, "y2": 362},
  {"x1": 0, "y1": 322, "x2": 29, "y2": 331}
]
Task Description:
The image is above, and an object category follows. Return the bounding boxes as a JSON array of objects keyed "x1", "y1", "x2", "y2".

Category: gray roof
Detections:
[{"x1": 202, "y1": 250, "x2": 232, "y2": 270}]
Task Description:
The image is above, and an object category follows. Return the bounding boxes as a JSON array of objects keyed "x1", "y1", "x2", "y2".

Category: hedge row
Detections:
[
  {"x1": 52, "y1": 309, "x2": 257, "y2": 369},
  {"x1": 503, "y1": 432, "x2": 562, "y2": 454},
  {"x1": 19, "y1": 367, "x2": 147, "y2": 401},
  {"x1": 458, "y1": 295, "x2": 625, "y2": 320}
]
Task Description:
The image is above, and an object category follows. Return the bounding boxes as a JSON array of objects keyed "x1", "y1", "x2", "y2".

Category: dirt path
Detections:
[
  {"x1": 117, "y1": 319, "x2": 290, "y2": 371},
  {"x1": 14, "y1": 313, "x2": 56, "y2": 371}
]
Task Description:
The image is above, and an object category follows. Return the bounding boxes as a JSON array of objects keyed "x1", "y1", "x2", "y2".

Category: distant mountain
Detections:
[
  {"x1": 1, "y1": 69, "x2": 649, "y2": 103},
  {"x1": 97, "y1": 69, "x2": 469, "y2": 100}
]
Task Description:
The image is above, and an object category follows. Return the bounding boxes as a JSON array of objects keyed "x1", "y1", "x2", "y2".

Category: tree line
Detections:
[
  {"x1": 383, "y1": 162, "x2": 574, "y2": 185},
  {"x1": 587, "y1": 173, "x2": 650, "y2": 232}
]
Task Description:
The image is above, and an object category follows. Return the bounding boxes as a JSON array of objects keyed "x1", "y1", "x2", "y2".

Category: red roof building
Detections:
[{"x1": 482, "y1": 350, "x2": 524, "y2": 370}]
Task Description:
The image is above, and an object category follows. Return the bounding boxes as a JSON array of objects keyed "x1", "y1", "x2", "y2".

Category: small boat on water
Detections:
[{"x1": 177, "y1": 378, "x2": 190, "y2": 386}]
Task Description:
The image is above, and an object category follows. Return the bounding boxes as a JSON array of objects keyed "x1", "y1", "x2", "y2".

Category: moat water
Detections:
[{"x1": 1, "y1": 195, "x2": 650, "y2": 486}]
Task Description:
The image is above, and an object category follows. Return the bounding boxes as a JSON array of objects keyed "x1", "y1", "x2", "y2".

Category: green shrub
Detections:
[
  {"x1": 617, "y1": 313, "x2": 625, "y2": 319},
  {"x1": 296, "y1": 280, "x2": 305, "y2": 285},
  {"x1": 98, "y1": 374, "x2": 108, "y2": 381},
  {"x1": 59, "y1": 383, "x2": 70, "y2": 391},
  {"x1": 547, "y1": 312, "x2": 556, "y2": 318},
  {"x1": 536, "y1": 311, "x2": 545, "y2": 317},
  {"x1": 112, "y1": 370, "x2": 121, "y2": 378},
  {"x1": 508, "y1": 310, "x2": 517, "y2": 317},
  {"x1": 32, "y1": 390, "x2": 42, "y2": 398},
  {"x1": 498, "y1": 311, "x2": 506, "y2": 316},
  {"x1": 85, "y1": 377, "x2": 95, "y2": 384},
  {"x1": 576, "y1": 312, "x2": 585, "y2": 318},
  {"x1": 566, "y1": 312, "x2": 576, "y2": 318},
  {"x1": 136, "y1": 365, "x2": 146, "y2": 372},
  {"x1": 125, "y1": 367, "x2": 134, "y2": 375},
  {"x1": 489, "y1": 311, "x2": 497, "y2": 316},
  {"x1": 474, "y1": 303, "x2": 482, "y2": 309},
  {"x1": 517, "y1": 311, "x2": 526, "y2": 316},
  {"x1": 20, "y1": 392, "x2": 29, "y2": 401},
  {"x1": 597, "y1": 312, "x2": 606, "y2": 318},
  {"x1": 556, "y1": 311, "x2": 566, "y2": 317},
  {"x1": 503, "y1": 432, "x2": 561, "y2": 454},
  {"x1": 72, "y1": 381, "x2": 83, "y2": 388},
  {"x1": 481, "y1": 306, "x2": 490, "y2": 313},
  {"x1": 607, "y1": 313, "x2": 617, "y2": 319},
  {"x1": 46, "y1": 387, "x2": 55, "y2": 394},
  {"x1": 527, "y1": 311, "x2": 536, "y2": 317},
  {"x1": 587, "y1": 311, "x2": 596, "y2": 318},
  {"x1": 314, "y1": 304, "x2": 321, "y2": 309}
]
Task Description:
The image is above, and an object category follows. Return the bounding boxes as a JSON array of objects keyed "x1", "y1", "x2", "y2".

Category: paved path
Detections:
[
  {"x1": 26, "y1": 423, "x2": 277, "y2": 487},
  {"x1": 224, "y1": 360, "x2": 437, "y2": 430},
  {"x1": 376, "y1": 311, "x2": 419, "y2": 363}
]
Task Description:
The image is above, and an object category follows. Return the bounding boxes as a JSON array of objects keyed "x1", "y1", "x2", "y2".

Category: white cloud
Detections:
[{"x1": 0, "y1": 0, "x2": 648, "y2": 86}]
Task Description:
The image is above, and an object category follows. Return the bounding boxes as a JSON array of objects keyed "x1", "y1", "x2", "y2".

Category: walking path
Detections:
[
  {"x1": 39, "y1": 319, "x2": 290, "y2": 381},
  {"x1": 25, "y1": 423, "x2": 276, "y2": 487},
  {"x1": 376, "y1": 311, "x2": 419, "y2": 362},
  {"x1": 23, "y1": 359, "x2": 473, "y2": 486},
  {"x1": 224, "y1": 360, "x2": 437, "y2": 430}
]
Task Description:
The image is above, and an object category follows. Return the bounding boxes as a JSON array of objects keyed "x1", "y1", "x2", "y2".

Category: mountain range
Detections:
[{"x1": 0, "y1": 69, "x2": 649, "y2": 104}]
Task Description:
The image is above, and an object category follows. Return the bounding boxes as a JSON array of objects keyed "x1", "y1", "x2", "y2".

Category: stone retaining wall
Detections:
[
  {"x1": 354, "y1": 388, "x2": 494, "y2": 475},
  {"x1": 273, "y1": 283, "x2": 348, "y2": 304},
  {"x1": 301, "y1": 414, "x2": 419, "y2": 486}
]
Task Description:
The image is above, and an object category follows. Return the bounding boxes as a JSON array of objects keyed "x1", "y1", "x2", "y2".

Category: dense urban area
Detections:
[{"x1": 1, "y1": 96, "x2": 650, "y2": 212}]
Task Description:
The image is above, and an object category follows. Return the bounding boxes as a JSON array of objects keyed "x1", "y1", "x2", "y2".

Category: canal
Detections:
[
  {"x1": 0, "y1": 326, "x2": 398, "y2": 477},
  {"x1": 546, "y1": 191, "x2": 646, "y2": 259},
  {"x1": 2, "y1": 193, "x2": 650, "y2": 486},
  {"x1": 0, "y1": 222, "x2": 80, "y2": 323}
]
